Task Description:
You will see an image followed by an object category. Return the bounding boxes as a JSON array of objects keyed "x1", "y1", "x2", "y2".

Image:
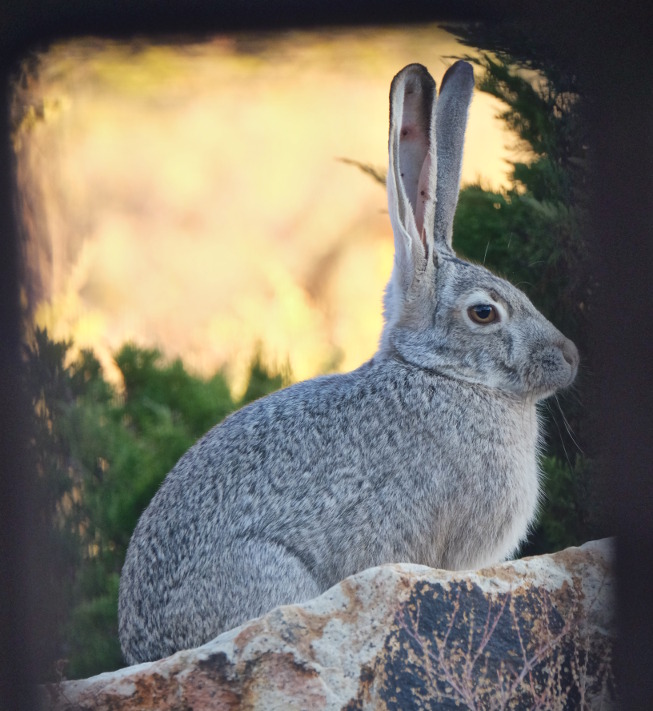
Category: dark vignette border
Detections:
[{"x1": 1, "y1": 1, "x2": 651, "y2": 708}]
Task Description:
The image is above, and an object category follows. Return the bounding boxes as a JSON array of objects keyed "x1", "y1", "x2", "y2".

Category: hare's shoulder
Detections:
[
  {"x1": 212, "y1": 358, "x2": 377, "y2": 429},
  {"x1": 203, "y1": 357, "x2": 532, "y2": 443},
  {"x1": 161, "y1": 361, "x2": 377, "y2": 474}
]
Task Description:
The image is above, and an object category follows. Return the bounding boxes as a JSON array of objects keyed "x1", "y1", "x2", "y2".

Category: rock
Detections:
[{"x1": 41, "y1": 539, "x2": 616, "y2": 710}]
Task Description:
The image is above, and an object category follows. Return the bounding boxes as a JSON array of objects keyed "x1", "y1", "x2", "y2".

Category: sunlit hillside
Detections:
[{"x1": 14, "y1": 26, "x2": 515, "y2": 393}]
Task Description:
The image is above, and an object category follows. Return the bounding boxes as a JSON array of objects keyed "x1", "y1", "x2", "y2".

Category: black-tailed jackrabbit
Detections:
[{"x1": 119, "y1": 61, "x2": 578, "y2": 664}]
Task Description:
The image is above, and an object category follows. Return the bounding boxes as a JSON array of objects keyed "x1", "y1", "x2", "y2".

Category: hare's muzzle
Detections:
[
  {"x1": 559, "y1": 337, "x2": 579, "y2": 385},
  {"x1": 525, "y1": 334, "x2": 579, "y2": 398}
]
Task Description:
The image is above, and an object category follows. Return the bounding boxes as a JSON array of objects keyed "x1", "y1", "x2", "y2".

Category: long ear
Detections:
[
  {"x1": 433, "y1": 60, "x2": 474, "y2": 250},
  {"x1": 387, "y1": 64, "x2": 437, "y2": 298}
]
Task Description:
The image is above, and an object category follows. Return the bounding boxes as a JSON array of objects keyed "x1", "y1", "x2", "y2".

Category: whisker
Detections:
[
  {"x1": 553, "y1": 394, "x2": 584, "y2": 455},
  {"x1": 543, "y1": 400, "x2": 574, "y2": 470},
  {"x1": 551, "y1": 406, "x2": 574, "y2": 471}
]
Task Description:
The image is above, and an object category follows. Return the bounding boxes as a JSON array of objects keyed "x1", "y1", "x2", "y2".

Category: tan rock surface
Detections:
[{"x1": 42, "y1": 539, "x2": 615, "y2": 710}]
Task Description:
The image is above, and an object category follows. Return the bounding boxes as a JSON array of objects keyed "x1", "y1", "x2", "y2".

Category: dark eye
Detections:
[{"x1": 467, "y1": 304, "x2": 498, "y2": 324}]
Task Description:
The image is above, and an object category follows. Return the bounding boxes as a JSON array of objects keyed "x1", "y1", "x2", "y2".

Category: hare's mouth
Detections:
[
  {"x1": 522, "y1": 346, "x2": 578, "y2": 399},
  {"x1": 528, "y1": 365, "x2": 577, "y2": 400}
]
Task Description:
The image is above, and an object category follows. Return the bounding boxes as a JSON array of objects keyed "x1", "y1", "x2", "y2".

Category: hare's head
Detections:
[{"x1": 381, "y1": 62, "x2": 578, "y2": 401}]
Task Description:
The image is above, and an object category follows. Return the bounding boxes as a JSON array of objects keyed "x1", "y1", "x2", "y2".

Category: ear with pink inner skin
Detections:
[
  {"x1": 383, "y1": 61, "x2": 474, "y2": 338},
  {"x1": 387, "y1": 63, "x2": 437, "y2": 286}
]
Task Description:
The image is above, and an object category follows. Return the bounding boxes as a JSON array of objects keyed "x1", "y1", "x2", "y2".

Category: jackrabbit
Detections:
[{"x1": 119, "y1": 61, "x2": 578, "y2": 664}]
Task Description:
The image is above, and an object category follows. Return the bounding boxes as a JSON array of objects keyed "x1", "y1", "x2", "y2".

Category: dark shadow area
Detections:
[{"x1": 1, "y1": 1, "x2": 651, "y2": 708}]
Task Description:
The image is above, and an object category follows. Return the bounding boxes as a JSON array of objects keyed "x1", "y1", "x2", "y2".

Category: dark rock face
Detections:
[
  {"x1": 349, "y1": 575, "x2": 613, "y2": 709},
  {"x1": 42, "y1": 539, "x2": 615, "y2": 710}
]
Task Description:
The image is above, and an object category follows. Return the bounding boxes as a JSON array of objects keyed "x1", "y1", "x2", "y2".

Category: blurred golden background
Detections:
[{"x1": 15, "y1": 25, "x2": 514, "y2": 393}]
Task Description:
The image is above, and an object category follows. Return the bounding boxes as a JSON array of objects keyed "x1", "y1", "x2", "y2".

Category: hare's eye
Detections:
[{"x1": 468, "y1": 304, "x2": 498, "y2": 324}]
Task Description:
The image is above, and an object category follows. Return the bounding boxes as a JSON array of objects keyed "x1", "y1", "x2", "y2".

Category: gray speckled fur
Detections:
[{"x1": 118, "y1": 62, "x2": 579, "y2": 664}]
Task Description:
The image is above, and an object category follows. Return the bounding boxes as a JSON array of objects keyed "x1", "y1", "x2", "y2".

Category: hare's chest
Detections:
[{"x1": 428, "y1": 402, "x2": 541, "y2": 570}]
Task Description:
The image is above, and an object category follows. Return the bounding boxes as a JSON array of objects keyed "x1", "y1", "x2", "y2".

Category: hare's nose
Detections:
[{"x1": 561, "y1": 338, "x2": 579, "y2": 370}]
